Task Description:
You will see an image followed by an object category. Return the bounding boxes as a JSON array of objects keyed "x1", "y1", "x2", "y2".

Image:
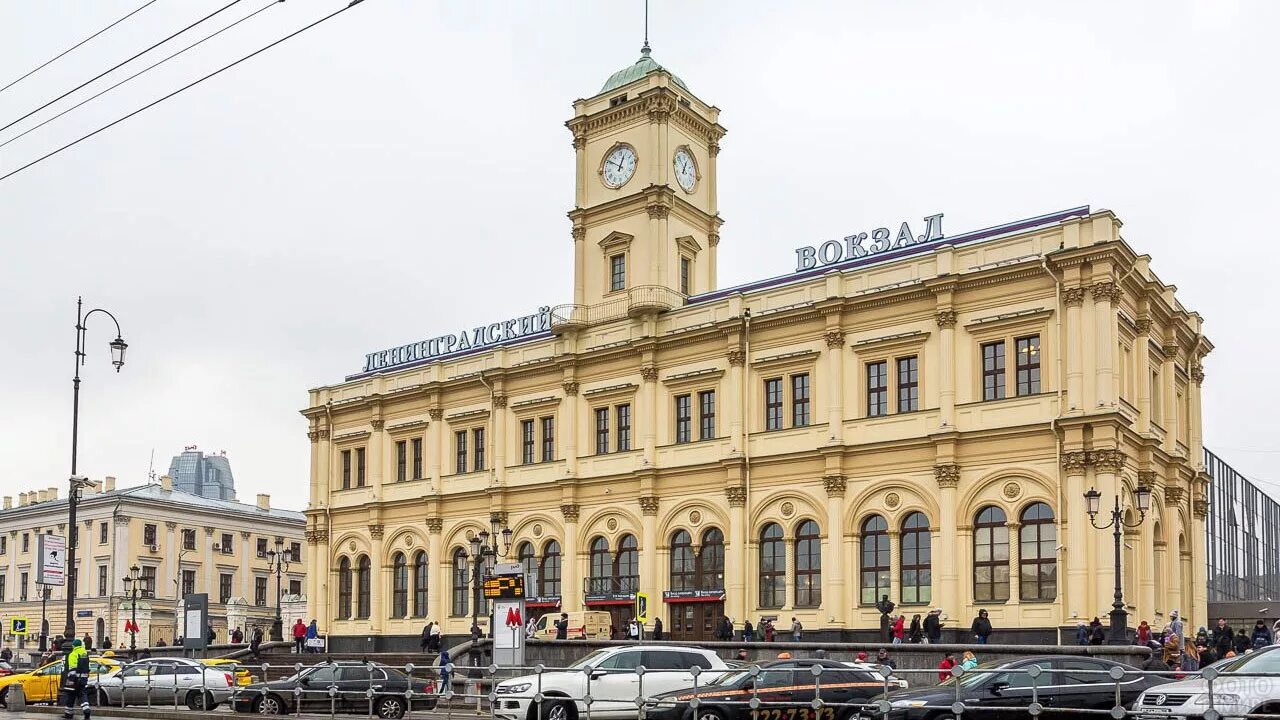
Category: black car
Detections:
[
  {"x1": 230, "y1": 661, "x2": 437, "y2": 719},
  {"x1": 862, "y1": 656, "x2": 1170, "y2": 720},
  {"x1": 647, "y1": 658, "x2": 887, "y2": 720}
]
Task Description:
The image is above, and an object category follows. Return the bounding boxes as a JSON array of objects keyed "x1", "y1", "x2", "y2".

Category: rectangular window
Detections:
[
  {"x1": 255, "y1": 577, "x2": 268, "y2": 606},
  {"x1": 182, "y1": 529, "x2": 195, "y2": 550},
  {"x1": 355, "y1": 447, "x2": 366, "y2": 487},
  {"x1": 521, "y1": 419, "x2": 535, "y2": 464},
  {"x1": 219, "y1": 574, "x2": 232, "y2": 604},
  {"x1": 455, "y1": 431, "x2": 467, "y2": 473},
  {"x1": 341, "y1": 450, "x2": 352, "y2": 489},
  {"x1": 411, "y1": 438, "x2": 423, "y2": 480},
  {"x1": 595, "y1": 408, "x2": 610, "y2": 455},
  {"x1": 289, "y1": 542, "x2": 301, "y2": 563},
  {"x1": 867, "y1": 361, "x2": 888, "y2": 416},
  {"x1": 0, "y1": 536, "x2": 4, "y2": 555},
  {"x1": 20, "y1": 572, "x2": 29, "y2": 601},
  {"x1": 473, "y1": 428, "x2": 486, "y2": 471},
  {"x1": 98, "y1": 565, "x2": 109, "y2": 597},
  {"x1": 1015, "y1": 335, "x2": 1041, "y2": 396},
  {"x1": 675, "y1": 394, "x2": 692, "y2": 443},
  {"x1": 540, "y1": 417, "x2": 555, "y2": 462},
  {"x1": 0, "y1": 575, "x2": 5, "y2": 602},
  {"x1": 99, "y1": 522, "x2": 108, "y2": 544},
  {"x1": 982, "y1": 341, "x2": 1007, "y2": 400},
  {"x1": 680, "y1": 256, "x2": 691, "y2": 295},
  {"x1": 289, "y1": 579, "x2": 302, "y2": 596},
  {"x1": 792, "y1": 373, "x2": 811, "y2": 427},
  {"x1": 22, "y1": 533, "x2": 29, "y2": 553},
  {"x1": 897, "y1": 356, "x2": 919, "y2": 412},
  {"x1": 143, "y1": 524, "x2": 157, "y2": 546},
  {"x1": 255, "y1": 537, "x2": 268, "y2": 557},
  {"x1": 764, "y1": 378, "x2": 783, "y2": 431},
  {"x1": 141, "y1": 566, "x2": 156, "y2": 597},
  {"x1": 395, "y1": 440, "x2": 407, "y2": 482},
  {"x1": 181, "y1": 569, "x2": 195, "y2": 597},
  {"x1": 610, "y1": 254, "x2": 626, "y2": 291},
  {"x1": 617, "y1": 404, "x2": 631, "y2": 451},
  {"x1": 1151, "y1": 370, "x2": 1161, "y2": 421},
  {"x1": 699, "y1": 390, "x2": 716, "y2": 440},
  {"x1": 221, "y1": 533, "x2": 233, "y2": 553}
]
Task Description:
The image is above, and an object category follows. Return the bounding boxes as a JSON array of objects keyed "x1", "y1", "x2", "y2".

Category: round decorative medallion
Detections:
[
  {"x1": 884, "y1": 492, "x2": 901, "y2": 509},
  {"x1": 606, "y1": 517, "x2": 618, "y2": 532},
  {"x1": 404, "y1": 535, "x2": 413, "y2": 547},
  {"x1": 348, "y1": 541, "x2": 356, "y2": 552},
  {"x1": 781, "y1": 501, "x2": 795, "y2": 518},
  {"x1": 1003, "y1": 482, "x2": 1022, "y2": 500},
  {"x1": 689, "y1": 510, "x2": 702, "y2": 525},
  {"x1": 465, "y1": 529, "x2": 474, "y2": 541},
  {"x1": 533, "y1": 523, "x2": 543, "y2": 538}
]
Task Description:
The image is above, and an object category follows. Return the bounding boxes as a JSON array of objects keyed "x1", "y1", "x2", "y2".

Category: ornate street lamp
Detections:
[
  {"x1": 122, "y1": 564, "x2": 143, "y2": 657},
  {"x1": 1085, "y1": 483, "x2": 1151, "y2": 644},
  {"x1": 463, "y1": 515, "x2": 512, "y2": 635},
  {"x1": 265, "y1": 541, "x2": 292, "y2": 641}
]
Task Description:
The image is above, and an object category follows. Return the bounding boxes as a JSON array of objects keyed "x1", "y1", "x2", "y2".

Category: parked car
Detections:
[
  {"x1": 1134, "y1": 645, "x2": 1280, "y2": 719},
  {"x1": 0, "y1": 656, "x2": 119, "y2": 706},
  {"x1": 494, "y1": 645, "x2": 732, "y2": 720},
  {"x1": 201, "y1": 658, "x2": 253, "y2": 686},
  {"x1": 229, "y1": 661, "x2": 436, "y2": 719},
  {"x1": 0, "y1": 662, "x2": 15, "y2": 678},
  {"x1": 646, "y1": 658, "x2": 887, "y2": 720},
  {"x1": 843, "y1": 662, "x2": 909, "y2": 691},
  {"x1": 93, "y1": 657, "x2": 237, "y2": 710},
  {"x1": 528, "y1": 611, "x2": 613, "y2": 640},
  {"x1": 861, "y1": 656, "x2": 1170, "y2": 720}
]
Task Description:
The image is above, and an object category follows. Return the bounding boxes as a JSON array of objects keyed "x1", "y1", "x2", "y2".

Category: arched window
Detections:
[
  {"x1": 518, "y1": 542, "x2": 536, "y2": 580},
  {"x1": 540, "y1": 540, "x2": 562, "y2": 597},
  {"x1": 616, "y1": 534, "x2": 639, "y2": 593},
  {"x1": 589, "y1": 537, "x2": 611, "y2": 595},
  {"x1": 794, "y1": 520, "x2": 822, "y2": 607},
  {"x1": 452, "y1": 548, "x2": 470, "y2": 617},
  {"x1": 356, "y1": 556, "x2": 372, "y2": 619},
  {"x1": 900, "y1": 512, "x2": 932, "y2": 605},
  {"x1": 670, "y1": 530, "x2": 695, "y2": 591},
  {"x1": 759, "y1": 523, "x2": 785, "y2": 608},
  {"x1": 973, "y1": 506, "x2": 1010, "y2": 602},
  {"x1": 860, "y1": 515, "x2": 890, "y2": 605},
  {"x1": 391, "y1": 552, "x2": 408, "y2": 618},
  {"x1": 337, "y1": 556, "x2": 352, "y2": 620},
  {"x1": 699, "y1": 528, "x2": 725, "y2": 590},
  {"x1": 1019, "y1": 503, "x2": 1056, "y2": 601},
  {"x1": 412, "y1": 551, "x2": 428, "y2": 618}
]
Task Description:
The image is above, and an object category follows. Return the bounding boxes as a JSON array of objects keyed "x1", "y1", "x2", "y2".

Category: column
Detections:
[
  {"x1": 1061, "y1": 453, "x2": 1089, "y2": 619},
  {"x1": 1064, "y1": 288, "x2": 1086, "y2": 412},
  {"x1": 493, "y1": 393, "x2": 508, "y2": 484},
  {"x1": 726, "y1": 348, "x2": 745, "y2": 453},
  {"x1": 81, "y1": 520, "x2": 94, "y2": 599},
  {"x1": 935, "y1": 311, "x2": 957, "y2": 426},
  {"x1": 238, "y1": 532, "x2": 251, "y2": 600},
  {"x1": 202, "y1": 527, "x2": 215, "y2": 597},
  {"x1": 848, "y1": 534, "x2": 861, "y2": 617},
  {"x1": 1191, "y1": 497, "x2": 1210, "y2": 628},
  {"x1": 315, "y1": 528, "x2": 330, "y2": 627},
  {"x1": 426, "y1": 519, "x2": 443, "y2": 623},
  {"x1": 823, "y1": 476, "x2": 847, "y2": 627},
  {"x1": 560, "y1": 505, "x2": 581, "y2": 611},
  {"x1": 561, "y1": 380, "x2": 579, "y2": 476},
  {"x1": 370, "y1": 524, "x2": 385, "y2": 632},
  {"x1": 824, "y1": 330, "x2": 846, "y2": 440},
  {"x1": 1138, "y1": 472, "x2": 1159, "y2": 618},
  {"x1": 112, "y1": 517, "x2": 132, "y2": 595},
  {"x1": 572, "y1": 226, "x2": 586, "y2": 306},
  {"x1": 369, "y1": 419, "x2": 386, "y2": 495},
  {"x1": 1162, "y1": 343, "x2": 1178, "y2": 453},
  {"x1": 163, "y1": 522, "x2": 177, "y2": 601},
  {"x1": 1091, "y1": 450, "x2": 1124, "y2": 616},
  {"x1": 886, "y1": 529, "x2": 902, "y2": 614},
  {"x1": 641, "y1": 366, "x2": 659, "y2": 465},
  {"x1": 308, "y1": 430, "x2": 323, "y2": 509},
  {"x1": 1092, "y1": 281, "x2": 1119, "y2": 407},
  {"x1": 640, "y1": 497, "x2": 659, "y2": 600},
  {"x1": 1134, "y1": 318, "x2": 1153, "y2": 432},
  {"x1": 726, "y1": 487, "x2": 747, "y2": 625},
  {"x1": 428, "y1": 409, "x2": 443, "y2": 492},
  {"x1": 933, "y1": 465, "x2": 961, "y2": 613},
  {"x1": 1007, "y1": 523, "x2": 1022, "y2": 606},
  {"x1": 1190, "y1": 361, "x2": 1205, "y2": 461}
]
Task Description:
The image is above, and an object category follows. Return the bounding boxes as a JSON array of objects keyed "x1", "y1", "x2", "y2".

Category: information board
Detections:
[
  {"x1": 35, "y1": 534, "x2": 66, "y2": 586},
  {"x1": 482, "y1": 574, "x2": 525, "y2": 599}
]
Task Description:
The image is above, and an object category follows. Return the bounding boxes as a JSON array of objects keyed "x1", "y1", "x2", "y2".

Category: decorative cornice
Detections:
[
  {"x1": 1191, "y1": 362, "x2": 1205, "y2": 385},
  {"x1": 1134, "y1": 317, "x2": 1153, "y2": 335},
  {"x1": 560, "y1": 504, "x2": 581, "y2": 522},
  {"x1": 1061, "y1": 451, "x2": 1089, "y2": 473},
  {"x1": 1063, "y1": 287, "x2": 1086, "y2": 307},
  {"x1": 640, "y1": 365, "x2": 659, "y2": 382},
  {"x1": 639, "y1": 496, "x2": 660, "y2": 516},
  {"x1": 1089, "y1": 449, "x2": 1126, "y2": 473},
  {"x1": 727, "y1": 350, "x2": 746, "y2": 366},
  {"x1": 1092, "y1": 281, "x2": 1122, "y2": 304},
  {"x1": 561, "y1": 380, "x2": 579, "y2": 396},
  {"x1": 1193, "y1": 498, "x2": 1209, "y2": 519},
  {"x1": 165, "y1": 521, "x2": 177, "y2": 530},
  {"x1": 572, "y1": 136, "x2": 587, "y2": 151},
  {"x1": 725, "y1": 486, "x2": 747, "y2": 507},
  {"x1": 823, "y1": 330, "x2": 846, "y2": 348},
  {"x1": 113, "y1": 514, "x2": 131, "y2": 525},
  {"x1": 645, "y1": 203, "x2": 671, "y2": 220},
  {"x1": 492, "y1": 394, "x2": 508, "y2": 409},
  {"x1": 571, "y1": 226, "x2": 586, "y2": 242},
  {"x1": 304, "y1": 529, "x2": 328, "y2": 544},
  {"x1": 368, "y1": 524, "x2": 385, "y2": 540},
  {"x1": 708, "y1": 140, "x2": 721, "y2": 157},
  {"x1": 935, "y1": 310, "x2": 957, "y2": 328},
  {"x1": 1163, "y1": 343, "x2": 1180, "y2": 360},
  {"x1": 822, "y1": 475, "x2": 847, "y2": 497},
  {"x1": 646, "y1": 95, "x2": 676, "y2": 123},
  {"x1": 933, "y1": 463, "x2": 960, "y2": 489},
  {"x1": 707, "y1": 232, "x2": 720, "y2": 247},
  {"x1": 1164, "y1": 485, "x2": 1186, "y2": 506},
  {"x1": 307, "y1": 430, "x2": 321, "y2": 442},
  {"x1": 370, "y1": 419, "x2": 385, "y2": 432},
  {"x1": 428, "y1": 408, "x2": 444, "y2": 421},
  {"x1": 425, "y1": 518, "x2": 443, "y2": 534},
  {"x1": 1136, "y1": 470, "x2": 1158, "y2": 486}
]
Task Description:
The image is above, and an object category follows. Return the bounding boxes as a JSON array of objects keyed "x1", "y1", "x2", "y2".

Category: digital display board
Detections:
[{"x1": 482, "y1": 574, "x2": 525, "y2": 599}]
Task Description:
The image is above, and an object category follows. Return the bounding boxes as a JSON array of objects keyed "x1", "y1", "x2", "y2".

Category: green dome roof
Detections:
[{"x1": 599, "y1": 46, "x2": 688, "y2": 95}]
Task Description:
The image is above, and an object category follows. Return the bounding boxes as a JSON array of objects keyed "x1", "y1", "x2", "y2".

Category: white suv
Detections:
[
  {"x1": 1134, "y1": 646, "x2": 1280, "y2": 720},
  {"x1": 494, "y1": 645, "x2": 730, "y2": 720}
]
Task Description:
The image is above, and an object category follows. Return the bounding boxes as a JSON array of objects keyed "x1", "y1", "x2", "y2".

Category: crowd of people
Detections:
[{"x1": 1075, "y1": 612, "x2": 1280, "y2": 671}]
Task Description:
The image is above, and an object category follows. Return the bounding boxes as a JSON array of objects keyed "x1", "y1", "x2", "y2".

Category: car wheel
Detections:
[
  {"x1": 0, "y1": 687, "x2": 8, "y2": 708},
  {"x1": 256, "y1": 694, "x2": 285, "y2": 715},
  {"x1": 96, "y1": 689, "x2": 111, "y2": 706},
  {"x1": 187, "y1": 690, "x2": 217, "y2": 710},
  {"x1": 695, "y1": 708, "x2": 729, "y2": 720},
  {"x1": 376, "y1": 696, "x2": 406, "y2": 719},
  {"x1": 540, "y1": 698, "x2": 577, "y2": 720}
]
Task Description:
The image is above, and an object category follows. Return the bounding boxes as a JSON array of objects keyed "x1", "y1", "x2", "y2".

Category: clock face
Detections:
[
  {"x1": 602, "y1": 146, "x2": 637, "y2": 188},
  {"x1": 673, "y1": 148, "x2": 697, "y2": 192}
]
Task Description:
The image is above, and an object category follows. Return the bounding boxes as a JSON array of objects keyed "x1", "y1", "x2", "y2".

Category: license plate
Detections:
[{"x1": 1140, "y1": 711, "x2": 1174, "y2": 716}]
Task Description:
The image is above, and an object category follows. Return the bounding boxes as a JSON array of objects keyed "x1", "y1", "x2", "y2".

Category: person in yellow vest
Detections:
[{"x1": 60, "y1": 638, "x2": 91, "y2": 720}]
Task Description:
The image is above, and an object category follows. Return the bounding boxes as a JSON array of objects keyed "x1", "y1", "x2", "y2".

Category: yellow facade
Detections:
[{"x1": 302, "y1": 51, "x2": 1211, "y2": 645}]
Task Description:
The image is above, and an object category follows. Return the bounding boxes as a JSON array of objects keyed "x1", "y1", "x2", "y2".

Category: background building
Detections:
[
  {"x1": 1206, "y1": 449, "x2": 1280, "y2": 625},
  {"x1": 0, "y1": 476, "x2": 303, "y2": 651},
  {"x1": 301, "y1": 48, "x2": 1211, "y2": 650},
  {"x1": 168, "y1": 447, "x2": 237, "y2": 501}
]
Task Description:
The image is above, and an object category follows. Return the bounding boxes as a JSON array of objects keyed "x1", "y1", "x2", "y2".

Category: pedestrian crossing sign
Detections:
[{"x1": 10, "y1": 617, "x2": 27, "y2": 635}]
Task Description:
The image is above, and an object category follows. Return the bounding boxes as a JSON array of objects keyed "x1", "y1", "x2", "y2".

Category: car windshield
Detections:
[
  {"x1": 1216, "y1": 649, "x2": 1280, "y2": 674},
  {"x1": 568, "y1": 650, "x2": 613, "y2": 669},
  {"x1": 710, "y1": 670, "x2": 751, "y2": 686},
  {"x1": 940, "y1": 660, "x2": 1008, "y2": 689}
]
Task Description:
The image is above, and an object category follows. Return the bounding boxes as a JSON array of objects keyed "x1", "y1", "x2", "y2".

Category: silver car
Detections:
[{"x1": 94, "y1": 657, "x2": 238, "y2": 710}]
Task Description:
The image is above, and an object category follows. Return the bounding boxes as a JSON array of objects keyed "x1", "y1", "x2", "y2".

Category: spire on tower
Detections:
[{"x1": 641, "y1": 0, "x2": 651, "y2": 57}]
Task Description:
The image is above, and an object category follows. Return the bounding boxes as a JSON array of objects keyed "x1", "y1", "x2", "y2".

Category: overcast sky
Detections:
[{"x1": 2, "y1": 1, "x2": 1277, "y2": 510}]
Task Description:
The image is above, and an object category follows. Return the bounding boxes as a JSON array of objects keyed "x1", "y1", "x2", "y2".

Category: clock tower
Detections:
[{"x1": 565, "y1": 46, "x2": 725, "y2": 318}]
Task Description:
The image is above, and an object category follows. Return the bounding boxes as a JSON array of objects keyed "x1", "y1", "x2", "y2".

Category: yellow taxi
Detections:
[
  {"x1": 0, "y1": 656, "x2": 120, "y2": 705},
  {"x1": 200, "y1": 659, "x2": 253, "y2": 686}
]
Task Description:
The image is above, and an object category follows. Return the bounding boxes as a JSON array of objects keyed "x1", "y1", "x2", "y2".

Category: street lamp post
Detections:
[
  {"x1": 170, "y1": 548, "x2": 193, "y2": 644},
  {"x1": 64, "y1": 297, "x2": 128, "y2": 640},
  {"x1": 464, "y1": 515, "x2": 512, "y2": 636},
  {"x1": 265, "y1": 540, "x2": 292, "y2": 641},
  {"x1": 122, "y1": 564, "x2": 142, "y2": 658},
  {"x1": 1084, "y1": 483, "x2": 1152, "y2": 645},
  {"x1": 38, "y1": 585, "x2": 51, "y2": 652}
]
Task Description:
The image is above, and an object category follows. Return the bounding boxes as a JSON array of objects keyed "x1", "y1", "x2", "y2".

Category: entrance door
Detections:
[
  {"x1": 667, "y1": 602, "x2": 724, "y2": 641},
  {"x1": 604, "y1": 605, "x2": 635, "y2": 639}
]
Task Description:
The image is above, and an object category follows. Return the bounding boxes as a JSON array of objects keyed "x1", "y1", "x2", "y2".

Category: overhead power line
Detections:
[
  {"x1": 0, "y1": 0, "x2": 160, "y2": 95},
  {"x1": 0, "y1": 0, "x2": 283, "y2": 151},
  {"x1": 0, "y1": 0, "x2": 250, "y2": 136},
  {"x1": 0, "y1": 0, "x2": 371, "y2": 184}
]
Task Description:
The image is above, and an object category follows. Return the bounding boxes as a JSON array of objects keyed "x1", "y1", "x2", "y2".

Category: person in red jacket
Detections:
[
  {"x1": 292, "y1": 619, "x2": 307, "y2": 654},
  {"x1": 938, "y1": 652, "x2": 957, "y2": 682}
]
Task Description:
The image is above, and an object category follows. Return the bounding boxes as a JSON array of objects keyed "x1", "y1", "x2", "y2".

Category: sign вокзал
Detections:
[{"x1": 793, "y1": 213, "x2": 944, "y2": 272}]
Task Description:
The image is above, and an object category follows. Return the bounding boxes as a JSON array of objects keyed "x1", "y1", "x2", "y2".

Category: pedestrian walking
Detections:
[
  {"x1": 923, "y1": 608, "x2": 943, "y2": 644},
  {"x1": 892, "y1": 615, "x2": 905, "y2": 644},
  {"x1": 421, "y1": 622, "x2": 434, "y2": 653},
  {"x1": 306, "y1": 619, "x2": 320, "y2": 652},
  {"x1": 1170, "y1": 610, "x2": 1184, "y2": 642},
  {"x1": 763, "y1": 619, "x2": 775, "y2": 642},
  {"x1": 653, "y1": 617, "x2": 664, "y2": 641},
  {"x1": 60, "y1": 638, "x2": 90, "y2": 720},
  {"x1": 429, "y1": 621, "x2": 442, "y2": 651},
  {"x1": 971, "y1": 609, "x2": 992, "y2": 644},
  {"x1": 1182, "y1": 638, "x2": 1200, "y2": 671},
  {"x1": 1234, "y1": 628, "x2": 1250, "y2": 654},
  {"x1": 1212, "y1": 619, "x2": 1234, "y2": 655},
  {"x1": 292, "y1": 619, "x2": 307, "y2": 653},
  {"x1": 231, "y1": 627, "x2": 244, "y2": 644},
  {"x1": 715, "y1": 615, "x2": 734, "y2": 641},
  {"x1": 1252, "y1": 620, "x2": 1273, "y2": 647},
  {"x1": 438, "y1": 649, "x2": 451, "y2": 695},
  {"x1": 908, "y1": 614, "x2": 923, "y2": 643},
  {"x1": 250, "y1": 627, "x2": 263, "y2": 657},
  {"x1": 1088, "y1": 617, "x2": 1106, "y2": 645},
  {"x1": 790, "y1": 617, "x2": 803, "y2": 642},
  {"x1": 743, "y1": 619, "x2": 755, "y2": 642},
  {"x1": 554, "y1": 613, "x2": 569, "y2": 640},
  {"x1": 1136, "y1": 620, "x2": 1151, "y2": 645},
  {"x1": 937, "y1": 652, "x2": 957, "y2": 682}
]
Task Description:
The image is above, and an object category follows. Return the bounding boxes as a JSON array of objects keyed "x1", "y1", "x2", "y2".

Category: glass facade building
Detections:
[
  {"x1": 1205, "y1": 448, "x2": 1280, "y2": 603},
  {"x1": 167, "y1": 448, "x2": 236, "y2": 501}
]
